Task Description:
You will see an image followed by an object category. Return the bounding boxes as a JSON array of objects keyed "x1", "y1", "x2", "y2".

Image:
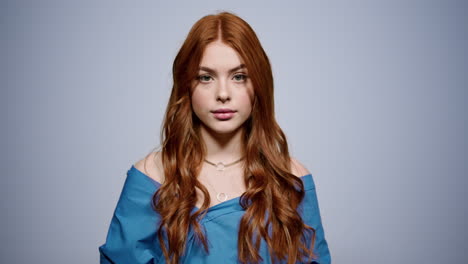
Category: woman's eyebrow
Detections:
[{"x1": 198, "y1": 64, "x2": 246, "y2": 75}]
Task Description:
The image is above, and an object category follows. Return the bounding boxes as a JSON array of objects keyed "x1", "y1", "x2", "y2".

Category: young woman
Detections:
[{"x1": 99, "y1": 11, "x2": 331, "y2": 264}]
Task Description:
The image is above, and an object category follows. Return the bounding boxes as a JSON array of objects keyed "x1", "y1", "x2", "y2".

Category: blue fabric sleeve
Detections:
[
  {"x1": 302, "y1": 175, "x2": 332, "y2": 264},
  {"x1": 99, "y1": 169, "x2": 162, "y2": 264}
]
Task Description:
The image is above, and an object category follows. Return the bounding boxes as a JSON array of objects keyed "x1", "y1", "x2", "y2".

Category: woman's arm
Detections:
[
  {"x1": 99, "y1": 167, "x2": 163, "y2": 263},
  {"x1": 291, "y1": 157, "x2": 332, "y2": 264}
]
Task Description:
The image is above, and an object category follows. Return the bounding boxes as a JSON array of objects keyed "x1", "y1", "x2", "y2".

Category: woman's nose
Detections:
[{"x1": 216, "y1": 80, "x2": 230, "y2": 102}]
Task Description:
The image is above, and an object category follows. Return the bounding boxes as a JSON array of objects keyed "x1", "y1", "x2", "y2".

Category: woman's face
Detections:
[{"x1": 191, "y1": 40, "x2": 254, "y2": 135}]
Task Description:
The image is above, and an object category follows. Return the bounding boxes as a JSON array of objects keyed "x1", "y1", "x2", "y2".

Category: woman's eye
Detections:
[
  {"x1": 197, "y1": 74, "x2": 247, "y2": 83},
  {"x1": 233, "y1": 74, "x2": 247, "y2": 82},
  {"x1": 198, "y1": 75, "x2": 212, "y2": 82}
]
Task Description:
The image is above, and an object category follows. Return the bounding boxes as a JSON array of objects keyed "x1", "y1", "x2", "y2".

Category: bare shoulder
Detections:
[
  {"x1": 290, "y1": 157, "x2": 311, "y2": 177},
  {"x1": 134, "y1": 151, "x2": 164, "y2": 184}
]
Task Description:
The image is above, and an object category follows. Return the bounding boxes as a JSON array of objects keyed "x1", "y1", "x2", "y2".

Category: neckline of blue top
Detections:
[{"x1": 129, "y1": 165, "x2": 314, "y2": 214}]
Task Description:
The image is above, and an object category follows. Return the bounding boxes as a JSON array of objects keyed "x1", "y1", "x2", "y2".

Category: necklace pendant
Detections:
[
  {"x1": 216, "y1": 192, "x2": 228, "y2": 202},
  {"x1": 215, "y1": 162, "x2": 225, "y2": 171}
]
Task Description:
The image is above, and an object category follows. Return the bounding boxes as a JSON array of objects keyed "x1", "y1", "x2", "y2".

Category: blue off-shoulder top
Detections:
[{"x1": 99, "y1": 165, "x2": 331, "y2": 263}]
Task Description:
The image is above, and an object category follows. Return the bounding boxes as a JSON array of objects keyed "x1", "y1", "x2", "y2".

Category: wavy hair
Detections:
[{"x1": 151, "y1": 11, "x2": 316, "y2": 264}]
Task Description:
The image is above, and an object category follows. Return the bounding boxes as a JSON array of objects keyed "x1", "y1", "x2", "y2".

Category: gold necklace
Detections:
[{"x1": 203, "y1": 157, "x2": 244, "y2": 202}]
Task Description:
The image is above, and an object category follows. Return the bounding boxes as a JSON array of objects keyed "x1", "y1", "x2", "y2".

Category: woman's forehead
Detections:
[
  {"x1": 198, "y1": 42, "x2": 246, "y2": 72},
  {"x1": 198, "y1": 64, "x2": 246, "y2": 74}
]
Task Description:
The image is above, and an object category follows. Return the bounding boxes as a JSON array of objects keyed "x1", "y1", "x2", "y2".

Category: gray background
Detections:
[{"x1": 3, "y1": 0, "x2": 467, "y2": 263}]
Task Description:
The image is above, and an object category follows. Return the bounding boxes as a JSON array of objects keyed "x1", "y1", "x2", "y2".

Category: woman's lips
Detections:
[
  {"x1": 213, "y1": 112, "x2": 235, "y2": 120},
  {"x1": 211, "y1": 109, "x2": 236, "y2": 120}
]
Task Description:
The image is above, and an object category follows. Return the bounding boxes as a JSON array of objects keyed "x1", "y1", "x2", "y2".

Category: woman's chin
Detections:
[{"x1": 202, "y1": 123, "x2": 243, "y2": 136}]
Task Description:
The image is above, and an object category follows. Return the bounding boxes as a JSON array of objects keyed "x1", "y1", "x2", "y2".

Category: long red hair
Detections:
[{"x1": 151, "y1": 11, "x2": 316, "y2": 264}]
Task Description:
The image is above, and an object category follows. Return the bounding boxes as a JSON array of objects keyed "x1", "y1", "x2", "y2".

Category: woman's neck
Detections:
[{"x1": 200, "y1": 126, "x2": 245, "y2": 163}]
